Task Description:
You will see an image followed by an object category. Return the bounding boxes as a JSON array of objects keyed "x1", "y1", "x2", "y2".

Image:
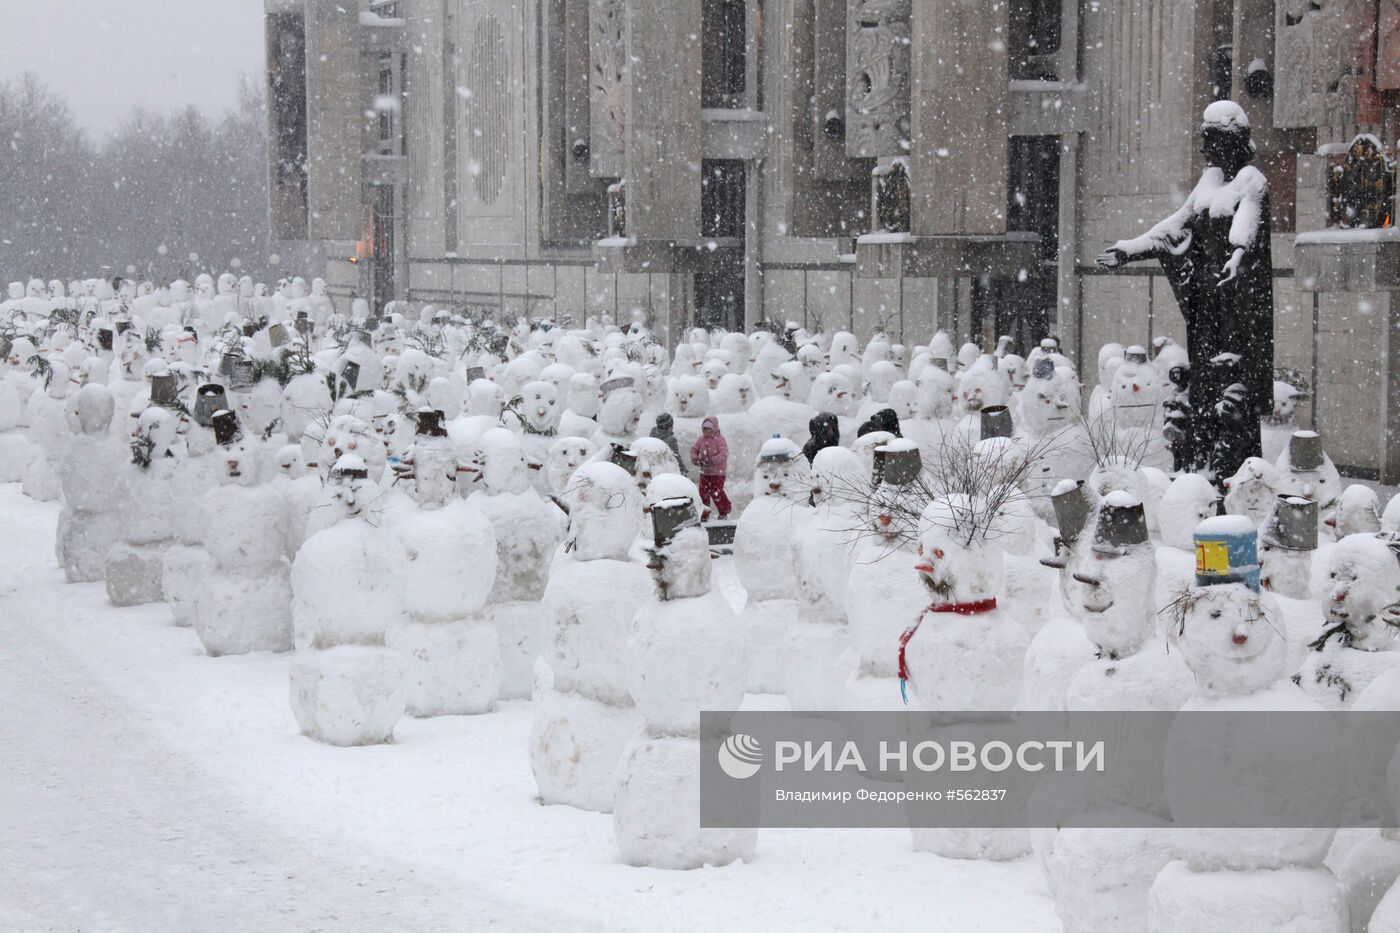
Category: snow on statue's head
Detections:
[
  {"x1": 1069, "y1": 493, "x2": 1157, "y2": 656},
  {"x1": 546, "y1": 435, "x2": 597, "y2": 496},
  {"x1": 628, "y1": 436, "x2": 679, "y2": 494},
  {"x1": 916, "y1": 495, "x2": 1002, "y2": 604},
  {"x1": 566, "y1": 461, "x2": 642, "y2": 561},
  {"x1": 772, "y1": 360, "x2": 811, "y2": 402},
  {"x1": 1200, "y1": 100, "x2": 1254, "y2": 175},
  {"x1": 1323, "y1": 534, "x2": 1400, "y2": 648},
  {"x1": 466, "y1": 378, "x2": 505, "y2": 418},
  {"x1": 670, "y1": 375, "x2": 709, "y2": 419},
  {"x1": 1159, "y1": 473, "x2": 1222, "y2": 552},
  {"x1": 713, "y1": 373, "x2": 754, "y2": 413},
  {"x1": 519, "y1": 380, "x2": 561, "y2": 435},
  {"x1": 809, "y1": 372, "x2": 856, "y2": 417},
  {"x1": 597, "y1": 379, "x2": 643, "y2": 437},
  {"x1": 887, "y1": 380, "x2": 918, "y2": 421},
  {"x1": 753, "y1": 436, "x2": 809, "y2": 500},
  {"x1": 67, "y1": 384, "x2": 115, "y2": 435},
  {"x1": 1019, "y1": 360, "x2": 1073, "y2": 436},
  {"x1": 477, "y1": 427, "x2": 531, "y2": 495},
  {"x1": 808, "y1": 446, "x2": 865, "y2": 509},
  {"x1": 324, "y1": 453, "x2": 381, "y2": 524}
]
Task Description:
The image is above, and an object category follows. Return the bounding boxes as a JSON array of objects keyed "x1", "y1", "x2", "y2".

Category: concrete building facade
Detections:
[{"x1": 265, "y1": 0, "x2": 1400, "y2": 479}]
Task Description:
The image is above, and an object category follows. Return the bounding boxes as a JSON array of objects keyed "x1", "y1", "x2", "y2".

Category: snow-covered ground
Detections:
[{"x1": 0, "y1": 482, "x2": 1059, "y2": 932}]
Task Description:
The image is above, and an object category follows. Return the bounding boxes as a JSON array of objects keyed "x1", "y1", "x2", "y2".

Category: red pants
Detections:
[{"x1": 698, "y1": 474, "x2": 731, "y2": 518}]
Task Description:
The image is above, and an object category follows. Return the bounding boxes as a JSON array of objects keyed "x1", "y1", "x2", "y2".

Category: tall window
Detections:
[
  {"x1": 1009, "y1": 0, "x2": 1062, "y2": 81},
  {"x1": 702, "y1": 0, "x2": 748, "y2": 108}
]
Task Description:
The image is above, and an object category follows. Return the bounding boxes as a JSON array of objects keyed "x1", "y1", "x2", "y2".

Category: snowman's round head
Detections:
[
  {"x1": 218, "y1": 432, "x2": 261, "y2": 487},
  {"x1": 466, "y1": 378, "x2": 505, "y2": 418},
  {"x1": 545, "y1": 435, "x2": 597, "y2": 496},
  {"x1": 670, "y1": 375, "x2": 710, "y2": 419},
  {"x1": 753, "y1": 437, "x2": 809, "y2": 500},
  {"x1": 538, "y1": 363, "x2": 575, "y2": 394},
  {"x1": 500, "y1": 355, "x2": 543, "y2": 399},
  {"x1": 275, "y1": 444, "x2": 306, "y2": 479},
  {"x1": 887, "y1": 380, "x2": 918, "y2": 421},
  {"x1": 6, "y1": 282, "x2": 22, "y2": 301},
  {"x1": 865, "y1": 361, "x2": 899, "y2": 403},
  {"x1": 1271, "y1": 381, "x2": 1303, "y2": 424},
  {"x1": 773, "y1": 361, "x2": 809, "y2": 402},
  {"x1": 597, "y1": 381, "x2": 643, "y2": 437},
  {"x1": 1323, "y1": 534, "x2": 1400, "y2": 643},
  {"x1": 316, "y1": 414, "x2": 381, "y2": 482},
  {"x1": 519, "y1": 380, "x2": 561, "y2": 434},
  {"x1": 998, "y1": 354, "x2": 1028, "y2": 391},
  {"x1": 567, "y1": 461, "x2": 643, "y2": 561},
  {"x1": 915, "y1": 495, "x2": 1002, "y2": 604},
  {"x1": 281, "y1": 372, "x2": 332, "y2": 442},
  {"x1": 324, "y1": 454, "x2": 380, "y2": 522},
  {"x1": 45, "y1": 361, "x2": 72, "y2": 400},
  {"x1": 1070, "y1": 497, "x2": 1158, "y2": 655},
  {"x1": 808, "y1": 446, "x2": 864, "y2": 509},
  {"x1": 1097, "y1": 343, "x2": 1125, "y2": 390},
  {"x1": 1169, "y1": 583, "x2": 1286, "y2": 697},
  {"x1": 1019, "y1": 366, "x2": 1072, "y2": 436},
  {"x1": 810, "y1": 372, "x2": 855, "y2": 416},
  {"x1": 700, "y1": 358, "x2": 729, "y2": 390},
  {"x1": 565, "y1": 372, "x2": 600, "y2": 418},
  {"x1": 1334, "y1": 485, "x2": 1382, "y2": 538},
  {"x1": 713, "y1": 373, "x2": 753, "y2": 413},
  {"x1": 136, "y1": 406, "x2": 179, "y2": 460},
  {"x1": 629, "y1": 436, "x2": 679, "y2": 493},
  {"x1": 216, "y1": 273, "x2": 236, "y2": 295},
  {"x1": 478, "y1": 427, "x2": 531, "y2": 495},
  {"x1": 796, "y1": 342, "x2": 825, "y2": 373},
  {"x1": 67, "y1": 384, "x2": 115, "y2": 435},
  {"x1": 958, "y1": 361, "x2": 1006, "y2": 413},
  {"x1": 410, "y1": 433, "x2": 458, "y2": 508},
  {"x1": 914, "y1": 364, "x2": 955, "y2": 420},
  {"x1": 829, "y1": 331, "x2": 859, "y2": 364},
  {"x1": 1159, "y1": 473, "x2": 1223, "y2": 552}
]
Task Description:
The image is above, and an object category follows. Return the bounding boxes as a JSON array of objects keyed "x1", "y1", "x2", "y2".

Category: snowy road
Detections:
[{"x1": 0, "y1": 484, "x2": 1059, "y2": 932}]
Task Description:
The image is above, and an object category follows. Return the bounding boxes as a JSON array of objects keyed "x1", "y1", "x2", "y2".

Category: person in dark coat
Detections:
[
  {"x1": 802, "y1": 412, "x2": 841, "y2": 464},
  {"x1": 650, "y1": 412, "x2": 684, "y2": 476},
  {"x1": 856, "y1": 408, "x2": 903, "y2": 440},
  {"x1": 1097, "y1": 100, "x2": 1273, "y2": 482}
]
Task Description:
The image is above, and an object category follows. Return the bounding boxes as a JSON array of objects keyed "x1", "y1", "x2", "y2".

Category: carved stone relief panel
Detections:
[
  {"x1": 1274, "y1": 0, "x2": 1380, "y2": 129},
  {"x1": 846, "y1": 0, "x2": 912, "y2": 159},
  {"x1": 589, "y1": 0, "x2": 627, "y2": 178}
]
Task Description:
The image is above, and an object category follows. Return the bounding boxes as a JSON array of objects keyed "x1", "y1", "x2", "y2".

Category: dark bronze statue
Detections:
[{"x1": 1097, "y1": 101, "x2": 1273, "y2": 481}]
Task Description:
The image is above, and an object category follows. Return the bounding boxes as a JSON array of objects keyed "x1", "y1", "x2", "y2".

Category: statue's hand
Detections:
[
  {"x1": 1216, "y1": 248, "x2": 1245, "y2": 287},
  {"x1": 1096, "y1": 248, "x2": 1126, "y2": 269}
]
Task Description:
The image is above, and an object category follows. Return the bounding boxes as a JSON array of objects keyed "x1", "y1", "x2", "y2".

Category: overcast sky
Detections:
[{"x1": 1, "y1": 0, "x2": 266, "y2": 141}]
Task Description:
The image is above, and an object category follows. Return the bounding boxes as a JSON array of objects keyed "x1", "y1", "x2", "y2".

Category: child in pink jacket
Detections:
[{"x1": 689, "y1": 416, "x2": 731, "y2": 520}]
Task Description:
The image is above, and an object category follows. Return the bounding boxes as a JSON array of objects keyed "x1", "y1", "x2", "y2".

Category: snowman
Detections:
[
  {"x1": 1016, "y1": 480, "x2": 1097, "y2": 713},
  {"x1": 0, "y1": 342, "x2": 38, "y2": 480},
  {"x1": 385, "y1": 410, "x2": 501, "y2": 716},
  {"x1": 1262, "y1": 380, "x2": 1305, "y2": 464},
  {"x1": 749, "y1": 361, "x2": 815, "y2": 448},
  {"x1": 531, "y1": 462, "x2": 651, "y2": 811},
  {"x1": 21, "y1": 359, "x2": 73, "y2": 501},
  {"x1": 901, "y1": 493, "x2": 1030, "y2": 861},
  {"x1": 1273, "y1": 431, "x2": 1342, "y2": 531},
  {"x1": 56, "y1": 385, "x2": 127, "y2": 583},
  {"x1": 1257, "y1": 495, "x2": 1321, "y2": 672},
  {"x1": 1087, "y1": 343, "x2": 1125, "y2": 423},
  {"x1": 1046, "y1": 496, "x2": 1192, "y2": 933},
  {"x1": 593, "y1": 376, "x2": 643, "y2": 450},
  {"x1": 667, "y1": 374, "x2": 711, "y2": 458},
  {"x1": 468, "y1": 427, "x2": 567, "y2": 699},
  {"x1": 734, "y1": 435, "x2": 813, "y2": 694},
  {"x1": 711, "y1": 374, "x2": 761, "y2": 497},
  {"x1": 612, "y1": 496, "x2": 756, "y2": 869},
  {"x1": 105, "y1": 406, "x2": 182, "y2": 607},
  {"x1": 1106, "y1": 345, "x2": 1171, "y2": 471},
  {"x1": 788, "y1": 447, "x2": 865, "y2": 710},
  {"x1": 839, "y1": 442, "x2": 934, "y2": 710},
  {"x1": 507, "y1": 380, "x2": 562, "y2": 493},
  {"x1": 1222, "y1": 456, "x2": 1277, "y2": 524},
  {"x1": 808, "y1": 372, "x2": 860, "y2": 441},
  {"x1": 1158, "y1": 473, "x2": 1222, "y2": 552},
  {"x1": 1147, "y1": 518, "x2": 1346, "y2": 933},
  {"x1": 953, "y1": 356, "x2": 1010, "y2": 444},
  {"x1": 544, "y1": 435, "x2": 597, "y2": 500},
  {"x1": 627, "y1": 436, "x2": 680, "y2": 497},
  {"x1": 1333, "y1": 484, "x2": 1383, "y2": 538},
  {"x1": 1296, "y1": 533, "x2": 1400, "y2": 710},
  {"x1": 558, "y1": 372, "x2": 600, "y2": 438},
  {"x1": 289, "y1": 454, "x2": 408, "y2": 746},
  {"x1": 192, "y1": 411, "x2": 295, "y2": 656},
  {"x1": 161, "y1": 389, "x2": 224, "y2": 628}
]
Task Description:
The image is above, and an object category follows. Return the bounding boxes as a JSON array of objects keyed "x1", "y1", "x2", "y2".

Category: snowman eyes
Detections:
[{"x1": 1210, "y1": 610, "x2": 1222, "y2": 619}]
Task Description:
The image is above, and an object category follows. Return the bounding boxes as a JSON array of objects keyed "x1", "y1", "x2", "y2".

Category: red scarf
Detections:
[{"x1": 897, "y1": 598, "x2": 998, "y2": 705}]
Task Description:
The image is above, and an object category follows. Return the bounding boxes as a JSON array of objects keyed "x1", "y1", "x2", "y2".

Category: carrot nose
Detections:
[
  {"x1": 913, "y1": 563, "x2": 934, "y2": 573},
  {"x1": 1232, "y1": 624, "x2": 1249, "y2": 645}
]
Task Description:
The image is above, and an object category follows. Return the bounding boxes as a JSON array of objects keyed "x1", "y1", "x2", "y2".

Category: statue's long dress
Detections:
[{"x1": 1121, "y1": 166, "x2": 1274, "y2": 480}]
